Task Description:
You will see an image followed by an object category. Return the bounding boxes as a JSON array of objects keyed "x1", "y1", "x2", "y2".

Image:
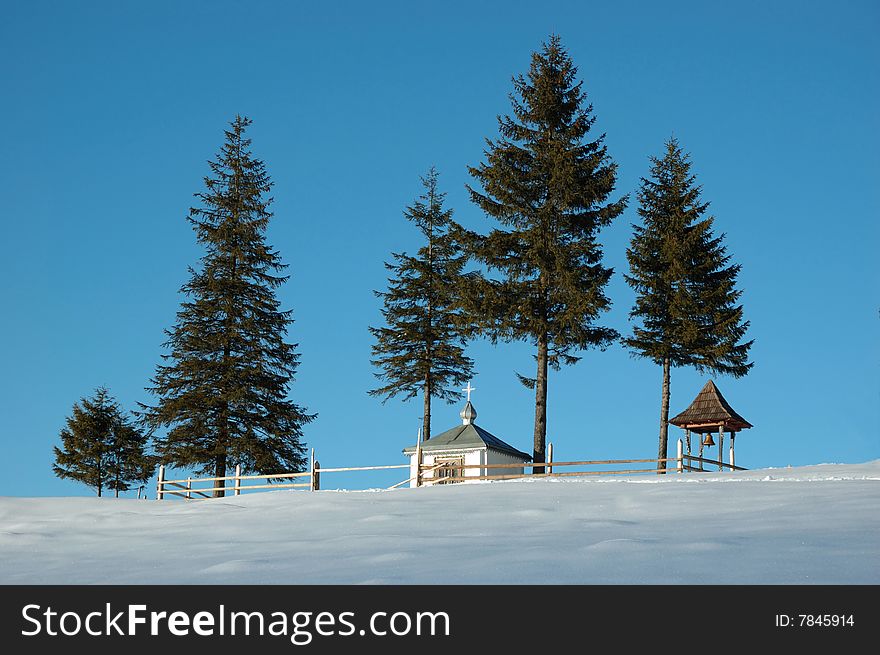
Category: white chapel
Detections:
[{"x1": 402, "y1": 384, "x2": 531, "y2": 486}]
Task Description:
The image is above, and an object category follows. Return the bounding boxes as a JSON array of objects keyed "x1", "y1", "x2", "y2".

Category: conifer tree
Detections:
[
  {"x1": 54, "y1": 387, "x2": 155, "y2": 497},
  {"x1": 465, "y1": 36, "x2": 625, "y2": 469},
  {"x1": 625, "y1": 137, "x2": 753, "y2": 471},
  {"x1": 142, "y1": 116, "x2": 314, "y2": 496},
  {"x1": 369, "y1": 167, "x2": 474, "y2": 443},
  {"x1": 106, "y1": 417, "x2": 157, "y2": 498}
]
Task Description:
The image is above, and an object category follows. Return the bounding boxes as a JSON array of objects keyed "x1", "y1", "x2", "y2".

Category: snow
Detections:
[{"x1": 1, "y1": 462, "x2": 877, "y2": 584}]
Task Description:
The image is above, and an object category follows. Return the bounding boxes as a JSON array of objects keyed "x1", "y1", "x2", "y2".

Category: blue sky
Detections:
[{"x1": 1, "y1": 0, "x2": 877, "y2": 496}]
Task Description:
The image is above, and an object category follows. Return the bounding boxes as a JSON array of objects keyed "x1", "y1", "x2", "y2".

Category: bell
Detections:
[{"x1": 702, "y1": 433, "x2": 715, "y2": 447}]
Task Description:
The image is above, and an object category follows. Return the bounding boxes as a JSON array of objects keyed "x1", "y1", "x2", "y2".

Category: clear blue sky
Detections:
[{"x1": 2, "y1": 0, "x2": 877, "y2": 496}]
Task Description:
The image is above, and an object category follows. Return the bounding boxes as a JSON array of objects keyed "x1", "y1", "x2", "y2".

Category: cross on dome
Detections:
[{"x1": 460, "y1": 382, "x2": 477, "y2": 425}]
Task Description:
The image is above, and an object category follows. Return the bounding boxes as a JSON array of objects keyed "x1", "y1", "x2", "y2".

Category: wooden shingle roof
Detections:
[{"x1": 669, "y1": 380, "x2": 752, "y2": 432}]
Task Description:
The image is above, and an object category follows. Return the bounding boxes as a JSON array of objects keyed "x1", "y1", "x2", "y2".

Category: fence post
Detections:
[
  {"x1": 185, "y1": 477, "x2": 192, "y2": 500},
  {"x1": 313, "y1": 461, "x2": 320, "y2": 491},
  {"x1": 729, "y1": 433, "x2": 736, "y2": 470},
  {"x1": 677, "y1": 439, "x2": 683, "y2": 473},
  {"x1": 547, "y1": 442, "x2": 553, "y2": 475},
  {"x1": 310, "y1": 448, "x2": 316, "y2": 491},
  {"x1": 156, "y1": 465, "x2": 165, "y2": 501},
  {"x1": 235, "y1": 464, "x2": 242, "y2": 496}
]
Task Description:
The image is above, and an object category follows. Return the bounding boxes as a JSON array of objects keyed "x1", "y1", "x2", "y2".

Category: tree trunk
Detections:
[
  {"x1": 425, "y1": 213, "x2": 433, "y2": 445},
  {"x1": 214, "y1": 252, "x2": 236, "y2": 499},
  {"x1": 533, "y1": 334, "x2": 549, "y2": 474},
  {"x1": 214, "y1": 398, "x2": 229, "y2": 498},
  {"x1": 657, "y1": 357, "x2": 671, "y2": 473},
  {"x1": 214, "y1": 451, "x2": 227, "y2": 498},
  {"x1": 423, "y1": 372, "x2": 432, "y2": 444}
]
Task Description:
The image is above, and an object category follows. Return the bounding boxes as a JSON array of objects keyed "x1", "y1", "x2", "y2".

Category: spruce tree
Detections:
[
  {"x1": 465, "y1": 36, "x2": 625, "y2": 469},
  {"x1": 370, "y1": 167, "x2": 474, "y2": 443},
  {"x1": 143, "y1": 116, "x2": 314, "y2": 496},
  {"x1": 106, "y1": 417, "x2": 157, "y2": 498},
  {"x1": 54, "y1": 387, "x2": 154, "y2": 497},
  {"x1": 624, "y1": 137, "x2": 753, "y2": 471}
]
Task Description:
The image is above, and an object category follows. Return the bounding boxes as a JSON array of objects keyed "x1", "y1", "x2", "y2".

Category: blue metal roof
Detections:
[{"x1": 402, "y1": 423, "x2": 531, "y2": 461}]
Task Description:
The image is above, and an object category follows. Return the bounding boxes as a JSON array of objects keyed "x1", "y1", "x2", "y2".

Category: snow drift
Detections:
[{"x1": 1, "y1": 462, "x2": 877, "y2": 584}]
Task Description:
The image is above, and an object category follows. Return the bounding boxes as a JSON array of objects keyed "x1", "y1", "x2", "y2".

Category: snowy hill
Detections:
[{"x1": 1, "y1": 462, "x2": 878, "y2": 584}]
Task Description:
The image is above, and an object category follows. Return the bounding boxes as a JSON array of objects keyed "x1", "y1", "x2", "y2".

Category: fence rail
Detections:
[
  {"x1": 682, "y1": 454, "x2": 747, "y2": 472},
  {"x1": 156, "y1": 438, "x2": 747, "y2": 500},
  {"x1": 442, "y1": 457, "x2": 680, "y2": 471}
]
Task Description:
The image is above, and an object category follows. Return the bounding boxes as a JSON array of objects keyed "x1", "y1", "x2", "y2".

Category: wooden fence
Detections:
[
  {"x1": 156, "y1": 447, "x2": 421, "y2": 499},
  {"x1": 417, "y1": 440, "x2": 745, "y2": 485},
  {"x1": 156, "y1": 439, "x2": 746, "y2": 500}
]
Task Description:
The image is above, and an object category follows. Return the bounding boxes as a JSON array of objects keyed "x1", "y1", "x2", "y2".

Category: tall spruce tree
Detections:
[
  {"x1": 624, "y1": 137, "x2": 753, "y2": 471},
  {"x1": 465, "y1": 36, "x2": 625, "y2": 469},
  {"x1": 370, "y1": 167, "x2": 474, "y2": 443},
  {"x1": 143, "y1": 116, "x2": 314, "y2": 496},
  {"x1": 54, "y1": 387, "x2": 155, "y2": 497}
]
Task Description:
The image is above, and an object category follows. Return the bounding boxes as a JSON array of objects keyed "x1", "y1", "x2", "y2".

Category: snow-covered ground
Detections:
[{"x1": 1, "y1": 462, "x2": 877, "y2": 584}]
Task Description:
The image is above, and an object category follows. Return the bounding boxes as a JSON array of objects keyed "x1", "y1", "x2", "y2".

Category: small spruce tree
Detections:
[
  {"x1": 54, "y1": 387, "x2": 154, "y2": 497},
  {"x1": 142, "y1": 116, "x2": 314, "y2": 496},
  {"x1": 624, "y1": 137, "x2": 753, "y2": 471},
  {"x1": 106, "y1": 417, "x2": 157, "y2": 497},
  {"x1": 370, "y1": 167, "x2": 474, "y2": 443}
]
